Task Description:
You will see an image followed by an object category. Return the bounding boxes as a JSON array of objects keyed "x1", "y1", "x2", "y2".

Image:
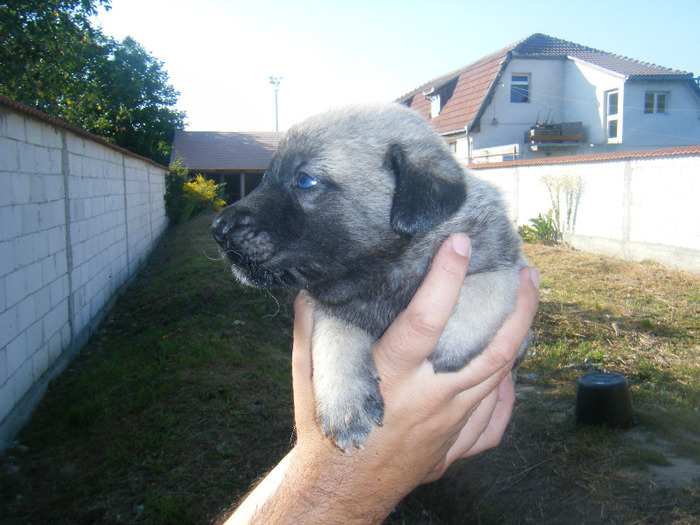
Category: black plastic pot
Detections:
[{"x1": 574, "y1": 373, "x2": 634, "y2": 429}]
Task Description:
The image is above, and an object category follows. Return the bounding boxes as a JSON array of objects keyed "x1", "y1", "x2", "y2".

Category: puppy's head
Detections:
[{"x1": 211, "y1": 103, "x2": 466, "y2": 292}]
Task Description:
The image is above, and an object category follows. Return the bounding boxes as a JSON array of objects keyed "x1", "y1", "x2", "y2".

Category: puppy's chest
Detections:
[{"x1": 322, "y1": 288, "x2": 415, "y2": 339}]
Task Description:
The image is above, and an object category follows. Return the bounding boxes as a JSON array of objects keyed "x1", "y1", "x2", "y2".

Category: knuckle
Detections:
[{"x1": 408, "y1": 312, "x2": 444, "y2": 339}]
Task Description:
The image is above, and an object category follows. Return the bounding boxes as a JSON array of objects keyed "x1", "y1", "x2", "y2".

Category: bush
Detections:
[
  {"x1": 165, "y1": 157, "x2": 226, "y2": 227},
  {"x1": 164, "y1": 157, "x2": 190, "y2": 224},
  {"x1": 518, "y1": 211, "x2": 559, "y2": 245}
]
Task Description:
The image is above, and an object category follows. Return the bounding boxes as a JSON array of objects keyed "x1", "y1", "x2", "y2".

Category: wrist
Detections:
[{"x1": 279, "y1": 442, "x2": 404, "y2": 524}]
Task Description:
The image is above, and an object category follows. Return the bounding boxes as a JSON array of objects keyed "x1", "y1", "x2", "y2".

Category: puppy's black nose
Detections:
[{"x1": 211, "y1": 215, "x2": 232, "y2": 245}]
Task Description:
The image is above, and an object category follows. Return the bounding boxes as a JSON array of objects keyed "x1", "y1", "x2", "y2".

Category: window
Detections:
[
  {"x1": 605, "y1": 90, "x2": 620, "y2": 142},
  {"x1": 510, "y1": 74, "x2": 530, "y2": 103},
  {"x1": 644, "y1": 91, "x2": 668, "y2": 114}
]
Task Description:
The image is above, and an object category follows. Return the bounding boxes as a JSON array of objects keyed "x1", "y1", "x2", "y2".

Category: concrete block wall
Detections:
[
  {"x1": 471, "y1": 150, "x2": 700, "y2": 274},
  {"x1": 0, "y1": 97, "x2": 168, "y2": 450}
]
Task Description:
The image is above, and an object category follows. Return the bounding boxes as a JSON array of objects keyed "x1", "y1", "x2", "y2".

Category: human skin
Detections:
[{"x1": 224, "y1": 235, "x2": 540, "y2": 524}]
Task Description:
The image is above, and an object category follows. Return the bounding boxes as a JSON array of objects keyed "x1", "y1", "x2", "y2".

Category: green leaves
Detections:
[
  {"x1": 518, "y1": 210, "x2": 559, "y2": 245},
  {"x1": 0, "y1": 0, "x2": 184, "y2": 165}
]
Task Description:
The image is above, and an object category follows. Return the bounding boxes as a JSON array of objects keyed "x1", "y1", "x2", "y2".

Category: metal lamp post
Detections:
[{"x1": 269, "y1": 76, "x2": 282, "y2": 131}]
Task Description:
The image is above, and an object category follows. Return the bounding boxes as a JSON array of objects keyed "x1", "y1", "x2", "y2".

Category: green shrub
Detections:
[
  {"x1": 165, "y1": 157, "x2": 226, "y2": 227},
  {"x1": 518, "y1": 210, "x2": 559, "y2": 245},
  {"x1": 164, "y1": 157, "x2": 190, "y2": 224}
]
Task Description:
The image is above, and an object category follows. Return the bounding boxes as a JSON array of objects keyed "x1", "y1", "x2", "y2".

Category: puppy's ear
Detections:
[{"x1": 388, "y1": 144, "x2": 466, "y2": 237}]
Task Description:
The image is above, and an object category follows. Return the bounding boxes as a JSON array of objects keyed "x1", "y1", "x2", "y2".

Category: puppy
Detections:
[{"x1": 211, "y1": 103, "x2": 528, "y2": 451}]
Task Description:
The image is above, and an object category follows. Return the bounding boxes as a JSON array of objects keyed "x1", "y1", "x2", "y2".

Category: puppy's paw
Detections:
[{"x1": 318, "y1": 385, "x2": 384, "y2": 451}]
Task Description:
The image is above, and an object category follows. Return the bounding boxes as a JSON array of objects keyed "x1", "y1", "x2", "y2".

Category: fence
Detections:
[
  {"x1": 0, "y1": 96, "x2": 169, "y2": 450},
  {"x1": 470, "y1": 146, "x2": 700, "y2": 274}
]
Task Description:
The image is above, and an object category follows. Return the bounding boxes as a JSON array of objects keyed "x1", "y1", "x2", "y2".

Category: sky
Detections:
[{"x1": 93, "y1": 0, "x2": 700, "y2": 132}]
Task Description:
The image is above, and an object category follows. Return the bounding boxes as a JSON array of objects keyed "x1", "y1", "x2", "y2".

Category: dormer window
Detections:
[
  {"x1": 510, "y1": 74, "x2": 531, "y2": 103},
  {"x1": 423, "y1": 87, "x2": 441, "y2": 118},
  {"x1": 429, "y1": 93, "x2": 441, "y2": 118},
  {"x1": 423, "y1": 78, "x2": 458, "y2": 118}
]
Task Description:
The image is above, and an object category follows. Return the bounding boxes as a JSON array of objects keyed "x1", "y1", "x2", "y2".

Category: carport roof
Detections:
[{"x1": 170, "y1": 130, "x2": 283, "y2": 171}]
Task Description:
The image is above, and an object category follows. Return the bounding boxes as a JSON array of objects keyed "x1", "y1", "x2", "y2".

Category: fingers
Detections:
[
  {"x1": 374, "y1": 235, "x2": 471, "y2": 376},
  {"x1": 291, "y1": 292, "x2": 317, "y2": 433},
  {"x1": 454, "y1": 374, "x2": 516, "y2": 460}
]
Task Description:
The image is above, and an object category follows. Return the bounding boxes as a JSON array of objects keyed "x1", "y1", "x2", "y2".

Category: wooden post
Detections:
[{"x1": 239, "y1": 172, "x2": 245, "y2": 200}]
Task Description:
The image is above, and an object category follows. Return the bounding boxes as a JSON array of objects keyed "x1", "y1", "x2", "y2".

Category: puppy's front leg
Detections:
[{"x1": 311, "y1": 308, "x2": 383, "y2": 451}]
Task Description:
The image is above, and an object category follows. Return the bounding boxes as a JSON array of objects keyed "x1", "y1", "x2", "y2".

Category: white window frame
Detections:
[
  {"x1": 510, "y1": 73, "x2": 531, "y2": 103},
  {"x1": 605, "y1": 89, "x2": 621, "y2": 143},
  {"x1": 644, "y1": 91, "x2": 669, "y2": 114}
]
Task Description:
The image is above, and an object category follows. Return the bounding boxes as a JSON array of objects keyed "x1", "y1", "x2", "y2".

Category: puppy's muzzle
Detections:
[{"x1": 211, "y1": 210, "x2": 274, "y2": 265}]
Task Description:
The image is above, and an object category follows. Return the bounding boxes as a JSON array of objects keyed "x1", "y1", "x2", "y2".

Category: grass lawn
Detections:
[{"x1": 1, "y1": 212, "x2": 698, "y2": 524}]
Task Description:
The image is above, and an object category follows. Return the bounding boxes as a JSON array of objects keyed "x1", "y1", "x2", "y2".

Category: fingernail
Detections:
[
  {"x1": 529, "y1": 267, "x2": 541, "y2": 289},
  {"x1": 451, "y1": 234, "x2": 471, "y2": 257}
]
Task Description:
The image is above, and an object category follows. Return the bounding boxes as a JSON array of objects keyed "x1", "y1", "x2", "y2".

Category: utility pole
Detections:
[{"x1": 269, "y1": 76, "x2": 282, "y2": 131}]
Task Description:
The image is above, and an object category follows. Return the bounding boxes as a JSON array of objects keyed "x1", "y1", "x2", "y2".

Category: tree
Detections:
[{"x1": 0, "y1": 0, "x2": 185, "y2": 165}]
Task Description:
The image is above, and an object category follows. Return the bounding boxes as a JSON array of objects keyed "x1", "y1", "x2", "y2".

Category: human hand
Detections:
[{"x1": 287, "y1": 234, "x2": 539, "y2": 520}]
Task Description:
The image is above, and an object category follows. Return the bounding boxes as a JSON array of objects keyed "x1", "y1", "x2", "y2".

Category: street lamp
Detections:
[{"x1": 269, "y1": 76, "x2": 282, "y2": 131}]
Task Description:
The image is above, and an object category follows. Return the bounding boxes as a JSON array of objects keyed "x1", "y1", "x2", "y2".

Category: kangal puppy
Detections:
[{"x1": 211, "y1": 103, "x2": 528, "y2": 451}]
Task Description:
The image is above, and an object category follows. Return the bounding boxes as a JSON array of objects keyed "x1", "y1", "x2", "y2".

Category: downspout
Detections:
[{"x1": 465, "y1": 123, "x2": 472, "y2": 163}]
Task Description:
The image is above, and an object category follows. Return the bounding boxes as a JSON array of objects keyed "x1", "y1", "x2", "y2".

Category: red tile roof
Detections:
[
  {"x1": 469, "y1": 144, "x2": 700, "y2": 169},
  {"x1": 397, "y1": 34, "x2": 695, "y2": 135},
  {"x1": 397, "y1": 43, "x2": 514, "y2": 134},
  {"x1": 171, "y1": 130, "x2": 283, "y2": 171}
]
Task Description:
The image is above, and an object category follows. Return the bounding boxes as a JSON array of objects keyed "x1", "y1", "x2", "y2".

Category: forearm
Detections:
[{"x1": 230, "y1": 443, "x2": 406, "y2": 525}]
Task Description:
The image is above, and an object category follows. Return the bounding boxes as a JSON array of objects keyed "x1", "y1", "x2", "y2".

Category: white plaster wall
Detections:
[
  {"x1": 471, "y1": 154, "x2": 700, "y2": 273},
  {"x1": 0, "y1": 102, "x2": 168, "y2": 450},
  {"x1": 468, "y1": 57, "x2": 700, "y2": 157},
  {"x1": 623, "y1": 81, "x2": 700, "y2": 147},
  {"x1": 474, "y1": 58, "x2": 567, "y2": 151}
]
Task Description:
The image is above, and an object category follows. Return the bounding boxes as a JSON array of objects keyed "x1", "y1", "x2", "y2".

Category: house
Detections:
[
  {"x1": 397, "y1": 33, "x2": 700, "y2": 162},
  {"x1": 170, "y1": 130, "x2": 283, "y2": 201}
]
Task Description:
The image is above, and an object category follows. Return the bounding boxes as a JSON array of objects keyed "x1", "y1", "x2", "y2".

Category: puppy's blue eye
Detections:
[{"x1": 296, "y1": 172, "x2": 318, "y2": 189}]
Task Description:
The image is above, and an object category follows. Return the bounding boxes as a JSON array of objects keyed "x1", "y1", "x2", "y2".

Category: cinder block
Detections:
[
  {"x1": 0, "y1": 304, "x2": 18, "y2": 349},
  {"x1": 18, "y1": 142, "x2": 39, "y2": 174},
  {"x1": 38, "y1": 200, "x2": 64, "y2": 230},
  {"x1": 24, "y1": 119, "x2": 46, "y2": 147},
  {"x1": 0, "y1": 240, "x2": 15, "y2": 277},
  {"x1": 0, "y1": 137, "x2": 19, "y2": 173},
  {"x1": 12, "y1": 359, "x2": 35, "y2": 402},
  {"x1": 21, "y1": 204, "x2": 41, "y2": 236},
  {"x1": 52, "y1": 247, "x2": 68, "y2": 276},
  {"x1": 23, "y1": 259, "x2": 43, "y2": 297},
  {"x1": 43, "y1": 299, "x2": 68, "y2": 340},
  {"x1": 29, "y1": 174, "x2": 47, "y2": 204},
  {"x1": 49, "y1": 275, "x2": 68, "y2": 309},
  {"x1": 4, "y1": 268, "x2": 26, "y2": 308},
  {"x1": 16, "y1": 294, "x2": 36, "y2": 333},
  {"x1": 5, "y1": 333, "x2": 26, "y2": 377},
  {"x1": 25, "y1": 318, "x2": 44, "y2": 358},
  {"x1": 2, "y1": 112, "x2": 26, "y2": 142},
  {"x1": 33, "y1": 285, "x2": 52, "y2": 320},
  {"x1": 30, "y1": 342, "x2": 50, "y2": 382},
  {"x1": 34, "y1": 146, "x2": 54, "y2": 175},
  {"x1": 10, "y1": 172, "x2": 31, "y2": 205}
]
